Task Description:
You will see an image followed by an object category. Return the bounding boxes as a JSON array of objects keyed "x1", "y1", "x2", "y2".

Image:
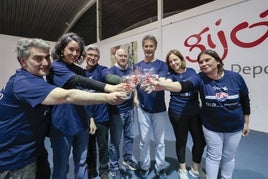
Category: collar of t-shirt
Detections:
[{"x1": 115, "y1": 63, "x2": 128, "y2": 70}]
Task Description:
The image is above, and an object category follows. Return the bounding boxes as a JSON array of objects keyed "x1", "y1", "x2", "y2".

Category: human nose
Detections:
[
  {"x1": 199, "y1": 61, "x2": 206, "y2": 67},
  {"x1": 171, "y1": 60, "x2": 176, "y2": 65},
  {"x1": 42, "y1": 58, "x2": 50, "y2": 65},
  {"x1": 72, "y1": 50, "x2": 80, "y2": 56},
  {"x1": 145, "y1": 47, "x2": 150, "y2": 51},
  {"x1": 169, "y1": 60, "x2": 175, "y2": 66}
]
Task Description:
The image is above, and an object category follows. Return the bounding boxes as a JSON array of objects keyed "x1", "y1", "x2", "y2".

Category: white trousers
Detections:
[{"x1": 203, "y1": 126, "x2": 242, "y2": 179}]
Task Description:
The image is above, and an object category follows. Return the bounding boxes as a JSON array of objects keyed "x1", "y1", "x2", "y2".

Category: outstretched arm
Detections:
[
  {"x1": 147, "y1": 78, "x2": 182, "y2": 92},
  {"x1": 104, "y1": 73, "x2": 122, "y2": 85},
  {"x1": 41, "y1": 87, "x2": 126, "y2": 106},
  {"x1": 67, "y1": 75, "x2": 124, "y2": 93}
]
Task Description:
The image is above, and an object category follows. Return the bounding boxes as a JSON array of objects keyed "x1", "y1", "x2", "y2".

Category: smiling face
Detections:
[
  {"x1": 168, "y1": 53, "x2": 183, "y2": 73},
  {"x1": 85, "y1": 49, "x2": 100, "y2": 69},
  {"x1": 62, "y1": 40, "x2": 81, "y2": 64},
  {"x1": 198, "y1": 53, "x2": 219, "y2": 75},
  {"x1": 20, "y1": 47, "x2": 51, "y2": 76},
  {"x1": 115, "y1": 48, "x2": 128, "y2": 69},
  {"x1": 142, "y1": 39, "x2": 156, "y2": 61}
]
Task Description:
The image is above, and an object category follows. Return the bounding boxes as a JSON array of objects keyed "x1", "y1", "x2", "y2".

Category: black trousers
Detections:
[
  {"x1": 168, "y1": 110, "x2": 206, "y2": 164},
  {"x1": 36, "y1": 145, "x2": 51, "y2": 179},
  {"x1": 86, "y1": 133, "x2": 97, "y2": 170}
]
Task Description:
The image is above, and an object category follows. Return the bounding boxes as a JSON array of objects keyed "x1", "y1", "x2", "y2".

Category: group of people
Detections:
[
  {"x1": 0, "y1": 33, "x2": 250, "y2": 179},
  {"x1": 0, "y1": 34, "x2": 126, "y2": 179},
  {"x1": 148, "y1": 45, "x2": 250, "y2": 179}
]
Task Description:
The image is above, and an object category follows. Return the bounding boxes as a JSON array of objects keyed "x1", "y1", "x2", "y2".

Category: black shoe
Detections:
[
  {"x1": 155, "y1": 169, "x2": 167, "y2": 179},
  {"x1": 139, "y1": 168, "x2": 149, "y2": 179}
]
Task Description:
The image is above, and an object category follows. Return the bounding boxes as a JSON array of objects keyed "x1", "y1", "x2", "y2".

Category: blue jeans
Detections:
[
  {"x1": 109, "y1": 109, "x2": 136, "y2": 171},
  {"x1": 137, "y1": 107, "x2": 167, "y2": 172},
  {"x1": 50, "y1": 129, "x2": 89, "y2": 179}
]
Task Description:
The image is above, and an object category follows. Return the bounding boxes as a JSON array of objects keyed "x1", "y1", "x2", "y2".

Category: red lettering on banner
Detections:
[
  {"x1": 184, "y1": 9, "x2": 268, "y2": 62},
  {"x1": 231, "y1": 9, "x2": 268, "y2": 48},
  {"x1": 184, "y1": 27, "x2": 208, "y2": 62}
]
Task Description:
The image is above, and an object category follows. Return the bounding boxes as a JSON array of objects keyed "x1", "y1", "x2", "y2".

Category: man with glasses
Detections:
[{"x1": 84, "y1": 45, "x2": 122, "y2": 179}]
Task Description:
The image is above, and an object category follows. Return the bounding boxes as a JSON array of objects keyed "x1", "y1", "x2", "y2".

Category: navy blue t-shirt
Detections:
[
  {"x1": 135, "y1": 59, "x2": 168, "y2": 113},
  {"x1": 0, "y1": 69, "x2": 55, "y2": 172},
  {"x1": 48, "y1": 60, "x2": 88, "y2": 136},
  {"x1": 189, "y1": 70, "x2": 249, "y2": 132},
  {"x1": 109, "y1": 65, "x2": 134, "y2": 113},
  {"x1": 167, "y1": 68, "x2": 200, "y2": 115},
  {"x1": 85, "y1": 64, "x2": 110, "y2": 123}
]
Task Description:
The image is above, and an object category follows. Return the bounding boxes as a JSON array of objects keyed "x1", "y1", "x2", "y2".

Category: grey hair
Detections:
[
  {"x1": 142, "y1": 35, "x2": 158, "y2": 47},
  {"x1": 86, "y1": 44, "x2": 100, "y2": 55},
  {"x1": 16, "y1": 38, "x2": 50, "y2": 60}
]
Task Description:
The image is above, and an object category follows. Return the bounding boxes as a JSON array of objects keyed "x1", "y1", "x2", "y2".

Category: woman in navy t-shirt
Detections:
[{"x1": 165, "y1": 49, "x2": 206, "y2": 179}]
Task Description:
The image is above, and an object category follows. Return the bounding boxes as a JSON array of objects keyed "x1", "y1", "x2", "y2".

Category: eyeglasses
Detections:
[
  {"x1": 87, "y1": 53, "x2": 99, "y2": 58},
  {"x1": 118, "y1": 54, "x2": 128, "y2": 58}
]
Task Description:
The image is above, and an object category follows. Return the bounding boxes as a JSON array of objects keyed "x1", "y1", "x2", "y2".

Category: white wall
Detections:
[
  {"x1": 0, "y1": 35, "x2": 21, "y2": 86},
  {"x1": 96, "y1": 0, "x2": 268, "y2": 133},
  {"x1": 1, "y1": 0, "x2": 267, "y2": 132},
  {"x1": 0, "y1": 34, "x2": 55, "y2": 86}
]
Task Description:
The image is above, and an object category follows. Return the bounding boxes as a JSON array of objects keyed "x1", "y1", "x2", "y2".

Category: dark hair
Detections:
[
  {"x1": 165, "y1": 49, "x2": 186, "y2": 73},
  {"x1": 197, "y1": 49, "x2": 224, "y2": 74},
  {"x1": 142, "y1": 35, "x2": 157, "y2": 48},
  {"x1": 51, "y1": 32, "x2": 86, "y2": 61}
]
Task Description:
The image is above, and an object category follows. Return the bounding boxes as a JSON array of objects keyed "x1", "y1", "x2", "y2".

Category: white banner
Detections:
[
  {"x1": 1, "y1": 0, "x2": 267, "y2": 133},
  {"x1": 161, "y1": 0, "x2": 268, "y2": 132}
]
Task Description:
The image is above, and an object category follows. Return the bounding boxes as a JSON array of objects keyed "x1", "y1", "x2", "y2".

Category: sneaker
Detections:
[
  {"x1": 100, "y1": 172, "x2": 109, "y2": 179},
  {"x1": 122, "y1": 159, "x2": 139, "y2": 170},
  {"x1": 178, "y1": 169, "x2": 189, "y2": 179},
  {"x1": 155, "y1": 169, "x2": 167, "y2": 179},
  {"x1": 110, "y1": 169, "x2": 123, "y2": 179},
  {"x1": 139, "y1": 168, "x2": 149, "y2": 179},
  {"x1": 189, "y1": 168, "x2": 207, "y2": 179}
]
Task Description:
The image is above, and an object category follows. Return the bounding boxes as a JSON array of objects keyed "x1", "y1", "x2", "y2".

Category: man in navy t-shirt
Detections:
[
  {"x1": 0, "y1": 38, "x2": 126, "y2": 178},
  {"x1": 135, "y1": 35, "x2": 168, "y2": 179}
]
